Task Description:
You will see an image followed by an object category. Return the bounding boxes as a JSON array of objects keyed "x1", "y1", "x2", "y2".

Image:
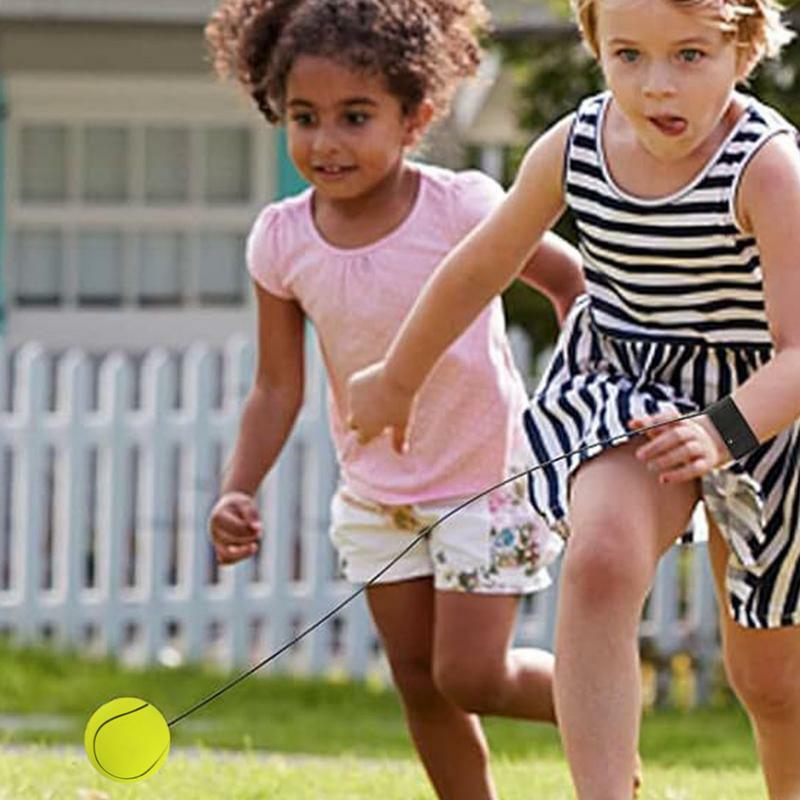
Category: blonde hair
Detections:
[{"x1": 573, "y1": 0, "x2": 794, "y2": 74}]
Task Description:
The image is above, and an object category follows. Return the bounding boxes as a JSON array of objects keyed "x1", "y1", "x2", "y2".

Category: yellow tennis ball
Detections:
[{"x1": 84, "y1": 697, "x2": 170, "y2": 783}]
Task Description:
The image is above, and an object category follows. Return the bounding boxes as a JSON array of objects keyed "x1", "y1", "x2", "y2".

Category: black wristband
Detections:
[{"x1": 706, "y1": 396, "x2": 759, "y2": 460}]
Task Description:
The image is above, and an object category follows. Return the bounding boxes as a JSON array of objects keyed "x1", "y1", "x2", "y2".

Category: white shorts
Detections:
[{"x1": 329, "y1": 473, "x2": 563, "y2": 595}]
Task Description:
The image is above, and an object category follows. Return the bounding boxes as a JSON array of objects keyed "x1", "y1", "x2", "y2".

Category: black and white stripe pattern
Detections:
[
  {"x1": 523, "y1": 94, "x2": 800, "y2": 629},
  {"x1": 568, "y1": 92, "x2": 791, "y2": 346}
]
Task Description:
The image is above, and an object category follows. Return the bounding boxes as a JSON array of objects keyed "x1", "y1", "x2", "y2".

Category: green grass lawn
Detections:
[
  {"x1": 0, "y1": 750, "x2": 767, "y2": 799},
  {"x1": 0, "y1": 642, "x2": 764, "y2": 798}
]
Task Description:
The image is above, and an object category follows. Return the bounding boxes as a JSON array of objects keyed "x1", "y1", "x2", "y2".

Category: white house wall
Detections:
[
  {"x1": 0, "y1": 20, "x2": 212, "y2": 74},
  {"x1": 0, "y1": 0, "x2": 217, "y2": 23},
  {"x1": 3, "y1": 63, "x2": 276, "y2": 351}
]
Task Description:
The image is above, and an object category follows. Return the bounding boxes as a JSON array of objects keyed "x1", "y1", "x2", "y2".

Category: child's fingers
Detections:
[
  {"x1": 209, "y1": 494, "x2": 262, "y2": 566},
  {"x1": 211, "y1": 510, "x2": 261, "y2": 547},
  {"x1": 228, "y1": 495, "x2": 261, "y2": 529},
  {"x1": 657, "y1": 458, "x2": 712, "y2": 484},
  {"x1": 646, "y1": 409, "x2": 681, "y2": 427},
  {"x1": 218, "y1": 538, "x2": 259, "y2": 558},
  {"x1": 635, "y1": 426, "x2": 691, "y2": 466},
  {"x1": 635, "y1": 426, "x2": 676, "y2": 458},
  {"x1": 629, "y1": 416, "x2": 659, "y2": 441},
  {"x1": 228, "y1": 497, "x2": 261, "y2": 527},
  {"x1": 243, "y1": 508, "x2": 262, "y2": 534},
  {"x1": 629, "y1": 410, "x2": 681, "y2": 440},
  {"x1": 349, "y1": 415, "x2": 381, "y2": 446},
  {"x1": 640, "y1": 439, "x2": 703, "y2": 473},
  {"x1": 391, "y1": 424, "x2": 409, "y2": 455},
  {"x1": 355, "y1": 429, "x2": 377, "y2": 446},
  {"x1": 637, "y1": 415, "x2": 696, "y2": 452},
  {"x1": 214, "y1": 528, "x2": 260, "y2": 550},
  {"x1": 210, "y1": 493, "x2": 261, "y2": 532},
  {"x1": 215, "y1": 541, "x2": 258, "y2": 566}
]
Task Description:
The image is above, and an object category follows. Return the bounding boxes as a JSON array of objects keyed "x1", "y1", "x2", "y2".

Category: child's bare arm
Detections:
[
  {"x1": 634, "y1": 133, "x2": 800, "y2": 483},
  {"x1": 384, "y1": 114, "x2": 574, "y2": 394},
  {"x1": 221, "y1": 282, "x2": 305, "y2": 494},
  {"x1": 730, "y1": 132, "x2": 800, "y2": 440},
  {"x1": 210, "y1": 282, "x2": 305, "y2": 563},
  {"x1": 346, "y1": 115, "x2": 573, "y2": 447},
  {"x1": 518, "y1": 232, "x2": 586, "y2": 324}
]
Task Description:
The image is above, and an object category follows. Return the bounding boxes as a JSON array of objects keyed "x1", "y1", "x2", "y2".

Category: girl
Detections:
[
  {"x1": 346, "y1": 0, "x2": 800, "y2": 797},
  {"x1": 204, "y1": 2, "x2": 588, "y2": 798}
]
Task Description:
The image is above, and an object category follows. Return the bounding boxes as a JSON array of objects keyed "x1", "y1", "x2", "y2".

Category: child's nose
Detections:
[
  {"x1": 642, "y1": 63, "x2": 677, "y2": 98},
  {"x1": 312, "y1": 125, "x2": 341, "y2": 155}
]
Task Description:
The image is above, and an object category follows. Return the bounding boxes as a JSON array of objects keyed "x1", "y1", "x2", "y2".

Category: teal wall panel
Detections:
[{"x1": 277, "y1": 127, "x2": 307, "y2": 199}]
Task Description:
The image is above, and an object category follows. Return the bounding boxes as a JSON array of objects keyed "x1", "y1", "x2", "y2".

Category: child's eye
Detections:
[
  {"x1": 616, "y1": 48, "x2": 639, "y2": 64},
  {"x1": 345, "y1": 111, "x2": 369, "y2": 125},
  {"x1": 290, "y1": 113, "x2": 315, "y2": 126},
  {"x1": 679, "y1": 48, "x2": 704, "y2": 63}
]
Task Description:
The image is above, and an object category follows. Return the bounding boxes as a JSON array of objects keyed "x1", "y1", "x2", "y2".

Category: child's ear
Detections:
[
  {"x1": 402, "y1": 99, "x2": 435, "y2": 147},
  {"x1": 735, "y1": 42, "x2": 758, "y2": 83}
]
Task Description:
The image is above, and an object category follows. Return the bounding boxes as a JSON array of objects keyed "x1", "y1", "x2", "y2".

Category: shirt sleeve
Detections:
[
  {"x1": 246, "y1": 204, "x2": 294, "y2": 299},
  {"x1": 450, "y1": 170, "x2": 507, "y2": 242}
]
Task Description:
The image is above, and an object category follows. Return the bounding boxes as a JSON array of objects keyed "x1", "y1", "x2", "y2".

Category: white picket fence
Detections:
[{"x1": 0, "y1": 332, "x2": 721, "y2": 701}]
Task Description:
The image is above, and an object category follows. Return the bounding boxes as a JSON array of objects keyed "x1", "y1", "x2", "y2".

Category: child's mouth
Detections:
[
  {"x1": 313, "y1": 165, "x2": 357, "y2": 179},
  {"x1": 648, "y1": 115, "x2": 688, "y2": 137}
]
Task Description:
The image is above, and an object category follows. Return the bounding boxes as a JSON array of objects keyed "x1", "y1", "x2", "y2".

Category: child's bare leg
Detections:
[
  {"x1": 557, "y1": 442, "x2": 698, "y2": 799},
  {"x1": 707, "y1": 519, "x2": 800, "y2": 800},
  {"x1": 433, "y1": 590, "x2": 642, "y2": 795},
  {"x1": 432, "y1": 591, "x2": 556, "y2": 723},
  {"x1": 367, "y1": 577, "x2": 497, "y2": 800}
]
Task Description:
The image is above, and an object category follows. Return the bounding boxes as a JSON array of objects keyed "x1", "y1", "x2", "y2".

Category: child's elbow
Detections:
[
  {"x1": 251, "y1": 374, "x2": 304, "y2": 417},
  {"x1": 519, "y1": 239, "x2": 586, "y2": 320}
]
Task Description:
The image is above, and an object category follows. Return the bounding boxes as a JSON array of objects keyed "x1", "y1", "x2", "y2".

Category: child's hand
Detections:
[
  {"x1": 630, "y1": 410, "x2": 728, "y2": 484},
  {"x1": 346, "y1": 361, "x2": 414, "y2": 454},
  {"x1": 209, "y1": 491, "x2": 262, "y2": 565}
]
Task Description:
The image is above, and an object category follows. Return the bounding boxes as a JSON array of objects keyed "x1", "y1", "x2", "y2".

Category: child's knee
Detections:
[
  {"x1": 562, "y1": 531, "x2": 652, "y2": 607},
  {"x1": 433, "y1": 656, "x2": 508, "y2": 714},
  {"x1": 724, "y1": 645, "x2": 800, "y2": 722},
  {"x1": 388, "y1": 653, "x2": 439, "y2": 710},
  {"x1": 730, "y1": 671, "x2": 796, "y2": 723}
]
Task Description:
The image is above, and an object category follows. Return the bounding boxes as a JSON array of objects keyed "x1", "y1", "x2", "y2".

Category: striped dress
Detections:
[{"x1": 523, "y1": 91, "x2": 800, "y2": 629}]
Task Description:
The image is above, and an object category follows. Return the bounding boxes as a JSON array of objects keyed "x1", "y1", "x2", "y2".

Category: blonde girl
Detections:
[{"x1": 347, "y1": 1, "x2": 800, "y2": 797}]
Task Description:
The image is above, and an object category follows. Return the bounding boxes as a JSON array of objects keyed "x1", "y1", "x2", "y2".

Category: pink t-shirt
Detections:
[{"x1": 247, "y1": 162, "x2": 530, "y2": 504}]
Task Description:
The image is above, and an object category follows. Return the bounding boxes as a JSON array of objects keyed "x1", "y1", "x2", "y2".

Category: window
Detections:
[
  {"x1": 144, "y1": 128, "x2": 190, "y2": 205},
  {"x1": 6, "y1": 77, "x2": 275, "y2": 312},
  {"x1": 20, "y1": 125, "x2": 68, "y2": 203},
  {"x1": 197, "y1": 232, "x2": 247, "y2": 305},
  {"x1": 77, "y1": 230, "x2": 125, "y2": 306},
  {"x1": 83, "y1": 127, "x2": 129, "y2": 204},
  {"x1": 138, "y1": 231, "x2": 185, "y2": 306},
  {"x1": 204, "y1": 128, "x2": 252, "y2": 204},
  {"x1": 13, "y1": 228, "x2": 63, "y2": 306}
]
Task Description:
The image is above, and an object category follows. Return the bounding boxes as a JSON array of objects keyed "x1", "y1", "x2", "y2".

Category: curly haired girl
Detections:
[{"x1": 205, "y1": 1, "x2": 592, "y2": 797}]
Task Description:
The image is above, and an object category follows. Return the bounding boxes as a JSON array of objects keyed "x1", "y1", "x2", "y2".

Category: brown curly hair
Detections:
[{"x1": 206, "y1": 0, "x2": 491, "y2": 123}]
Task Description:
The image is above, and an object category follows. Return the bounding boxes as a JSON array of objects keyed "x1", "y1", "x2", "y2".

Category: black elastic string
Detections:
[{"x1": 167, "y1": 408, "x2": 704, "y2": 727}]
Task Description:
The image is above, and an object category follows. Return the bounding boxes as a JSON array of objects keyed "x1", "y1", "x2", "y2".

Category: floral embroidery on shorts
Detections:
[
  {"x1": 433, "y1": 548, "x2": 481, "y2": 591},
  {"x1": 487, "y1": 472, "x2": 544, "y2": 576},
  {"x1": 434, "y1": 472, "x2": 553, "y2": 592}
]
